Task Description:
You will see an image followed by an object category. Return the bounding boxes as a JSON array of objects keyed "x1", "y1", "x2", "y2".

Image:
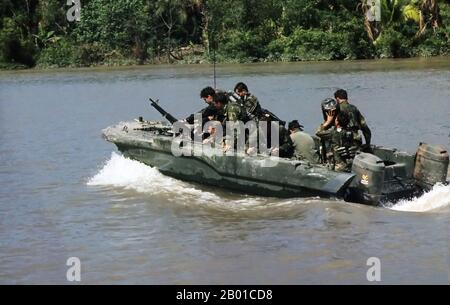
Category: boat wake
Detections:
[
  {"x1": 88, "y1": 153, "x2": 450, "y2": 213},
  {"x1": 388, "y1": 183, "x2": 450, "y2": 212},
  {"x1": 87, "y1": 152, "x2": 319, "y2": 211},
  {"x1": 88, "y1": 152, "x2": 219, "y2": 201}
]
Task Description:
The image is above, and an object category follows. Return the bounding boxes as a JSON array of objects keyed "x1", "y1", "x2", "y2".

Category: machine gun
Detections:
[
  {"x1": 149, "y1": 98, "x2": 178, "y2": 124},
  {"x1": 259, "y1": 108, "x2": 286, "y2": 127}
]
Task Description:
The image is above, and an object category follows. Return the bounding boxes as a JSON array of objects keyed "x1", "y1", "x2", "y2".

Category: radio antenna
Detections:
[{"x1": 212, "y1": 36, "x2": 217, "y2": 89}]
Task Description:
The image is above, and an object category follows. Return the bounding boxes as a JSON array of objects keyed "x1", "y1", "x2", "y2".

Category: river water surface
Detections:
[{"x1": 1, "y1": 58, "x2": 450, "y2": 284}]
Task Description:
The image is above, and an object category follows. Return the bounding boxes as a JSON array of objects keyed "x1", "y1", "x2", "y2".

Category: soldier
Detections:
[
  {"x1": 185, "y1": 86, "x2": 217, "y2": 125},
  {"x1": 316, "y1": 98, "x2": 339, "y2": 163},
  {"x1": 232, "y1": 82, "x2": 285, "y2": 155},
  {"x1": 232, "y1": 82, "x2": 262, "y2": 123},
  {"x1": 316, "y1": 112, "x2": 358, "y2": 172},
  {"x1": 213, "y1": 92, "x2": 243, "y2": 152},
  {"x1": 334, "y1": 89, "x2": 371, "y2": 151},
  {"x1": 213, "y1": 92, "x2": 242, "y2": 123},
  {"x1": 288, "y1": 120, "x2": 317, "y2": 163},
  {"x1": 318, "y1": 98, "x2": 339, "y2": 132},
  {"x1": 278, "y1": 125, "x2": 295, "y2": 158}
]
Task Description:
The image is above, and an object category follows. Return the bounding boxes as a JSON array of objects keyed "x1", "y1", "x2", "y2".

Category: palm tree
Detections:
[
  {"x1": 359, "y1": 0, "x2": 444, "y2": 42},
  {"x1": 359, "y1": 0, "x2": 408, "y2": 42},
  {"x1": 418, "y1": 0, "x2": 442, "y2": 36}
]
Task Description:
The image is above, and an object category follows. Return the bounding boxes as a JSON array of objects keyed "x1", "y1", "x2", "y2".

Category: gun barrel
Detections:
[{"x1": 149, "y1": 99, "x2": 178, "y2": 124}]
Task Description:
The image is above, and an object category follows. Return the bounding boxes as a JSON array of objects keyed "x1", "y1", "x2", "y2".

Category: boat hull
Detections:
[{"x1": 103, "y1": 120, "x2": 449, "y2": 206}]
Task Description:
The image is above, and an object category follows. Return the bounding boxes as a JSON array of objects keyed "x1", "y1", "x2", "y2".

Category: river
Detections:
[{"x1": 1, "y1": 57, "x2": 449, "y2": 284}]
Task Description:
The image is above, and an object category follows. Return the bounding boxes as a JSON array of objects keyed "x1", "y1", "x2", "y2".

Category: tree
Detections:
[
  {"x1": 154, "y1": 0, "x2": 187, "y2": 62},
  {"x1": 75, "y1": 0, "x2": 152, "y2": 62},
  {"x1": 418, "y1": 0, "x2": 443, "y2": 36}
]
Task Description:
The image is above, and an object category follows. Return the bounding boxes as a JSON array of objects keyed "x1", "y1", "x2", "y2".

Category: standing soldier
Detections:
[
  {"x1": 316, "y1": 98, "x2": 339, "y2": 163},
  {"x1": 316, "y1": 112, "x2": 358, "y2": 172},
  {"x1": 334, "y1": 89, "x2": 371, "y2": 151}
]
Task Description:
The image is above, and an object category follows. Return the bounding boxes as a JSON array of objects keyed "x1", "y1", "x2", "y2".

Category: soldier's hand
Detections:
[
  {"x1": 324, "y1": 111, "x2": 335, "y2": 127},
  {"x1": 247, "y1": 147, "x2": 257, "y2": 156},
  {"x1": 270, "y1": 147, "x2": 280, "y2": 156}
]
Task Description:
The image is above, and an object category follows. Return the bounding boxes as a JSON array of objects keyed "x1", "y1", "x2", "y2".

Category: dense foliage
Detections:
[{"x1": 0, "y1": 0, "x2": 449, "y2": 69}]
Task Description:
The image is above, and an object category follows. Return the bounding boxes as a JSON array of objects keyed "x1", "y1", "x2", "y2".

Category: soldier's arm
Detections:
[
  {"x1": 185, "y1": 105, "x2": 210, "y2": 124},
  {"x1": 358, "y1": 111, "x2": 372, "y2": 145},
  {"x1": 200, "y1": 105, "x2": 212, "y2": 117},
  {"x1": 315, "y1": 124, "x2": 332, "y2": 139}
]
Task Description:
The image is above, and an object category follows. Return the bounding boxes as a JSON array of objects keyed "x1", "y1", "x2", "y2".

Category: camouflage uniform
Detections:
[
  {"x1": 241, "y1": 93, "x2": 262, "y2": 122},
  {"x1": 338, "y1": 101, "x2": 371, "y2": 147},
  {"x1": 223, "y1": 101, "x2": 242, "y2": 122},
  {"x1": 222, "y1": 101, "x2": 243, "y2": 149},
  {"x1": 238, "y1": 93, "x2": 262, "y2": 152},
  {"x1": 316, "y1": 126, "x2": 357, "y2": 172}
]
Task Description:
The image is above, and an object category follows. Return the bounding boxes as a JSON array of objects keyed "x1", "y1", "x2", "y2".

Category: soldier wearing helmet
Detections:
[
  {"x1": 316, "y1": 111, "x2": 359, "y2": 172},
  {"x1": 334, "y1": 89, "x2": 371, "y2": 151},
  {"x1": 317, "y1": 98, "x2": 339, "y2": 133}
]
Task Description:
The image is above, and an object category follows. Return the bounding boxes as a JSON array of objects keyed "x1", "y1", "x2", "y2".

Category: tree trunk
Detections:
[
  {"x1": 418, "y1": 0, "x2": 442, "y2": 36},
  {"x1": 201, "y1": 2, "x2": 210, "y2": 54}
]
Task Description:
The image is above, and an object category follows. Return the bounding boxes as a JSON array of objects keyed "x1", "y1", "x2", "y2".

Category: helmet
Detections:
[
  {"x1": 321, "y1": 98, "x2": 338, "y2": 121},
  {"x1": 321, "y1": 98, "x2": 337, "y2": 111}
]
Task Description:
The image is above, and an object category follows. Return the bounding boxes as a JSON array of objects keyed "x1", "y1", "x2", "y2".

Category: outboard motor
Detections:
[
  {"x1": 350, "y1": 152, "x2": 386, "y2": 205},
  {"x1": 414, "y1": 143, "x2": 449, "y2": 188}
]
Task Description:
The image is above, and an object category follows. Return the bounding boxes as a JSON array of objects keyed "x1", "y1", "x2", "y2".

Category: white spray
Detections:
[
  {"x1": 89, "y1": 153, "x2": 450, "y2": 213},
  {"x1": 389, "y1": 183, "x2": 450, "y2": 212}
]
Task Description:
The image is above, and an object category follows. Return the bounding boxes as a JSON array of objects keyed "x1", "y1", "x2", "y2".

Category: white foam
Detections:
[
  {"x1": 88, "y1": 152, "x2": 221, "y2": 201},
  {"x1": 89, "y1": 153, "x2": 450, "y2": 213},
  {"x1": 87, "y1": 152, "x2": 328, "y2": 213},
  {"x1": 389, "y1": 183, "x2": 450, "y2": 212}
]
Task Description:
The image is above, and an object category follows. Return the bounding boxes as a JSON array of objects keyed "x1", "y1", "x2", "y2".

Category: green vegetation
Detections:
[{"x1": 0, "y1": 0, "x2": 449, "y2": 69}]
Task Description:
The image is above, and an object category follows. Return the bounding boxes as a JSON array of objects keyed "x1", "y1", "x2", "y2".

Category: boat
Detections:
[{"x1": 102, "y1": 102, "x2": 449, "y2": 206}]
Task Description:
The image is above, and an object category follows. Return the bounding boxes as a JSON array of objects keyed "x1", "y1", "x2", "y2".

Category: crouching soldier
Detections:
[
  {"x1": 231, "y1": 82, "x2": 262, "y2": 123},
  {"x1": 213, "y1": 92, "x2": 243, "y2": 152},
  {"x1": 288, "y1": 120, "x2": 317, "y2": 163}
]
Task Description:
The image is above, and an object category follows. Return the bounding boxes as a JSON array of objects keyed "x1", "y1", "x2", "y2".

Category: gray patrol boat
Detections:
[{"x1": 102, "y1": 100, "x2": 449, "y2": 206}]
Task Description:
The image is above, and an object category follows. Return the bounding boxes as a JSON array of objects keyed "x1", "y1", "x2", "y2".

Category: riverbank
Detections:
[
  {"x1": 2, "y1": 1, "x2": 449, "y2": 71},
  {"x1": 2, "y1": 44, "x2": 450, "y2": 72},
  {"x1": 1, "y1": 56, "x2": 450, "y2": 76}
]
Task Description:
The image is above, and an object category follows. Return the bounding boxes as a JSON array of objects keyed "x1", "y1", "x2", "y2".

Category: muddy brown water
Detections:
[{"x1": 0, "y1": 57, "x2": 449, "y2": 284}]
